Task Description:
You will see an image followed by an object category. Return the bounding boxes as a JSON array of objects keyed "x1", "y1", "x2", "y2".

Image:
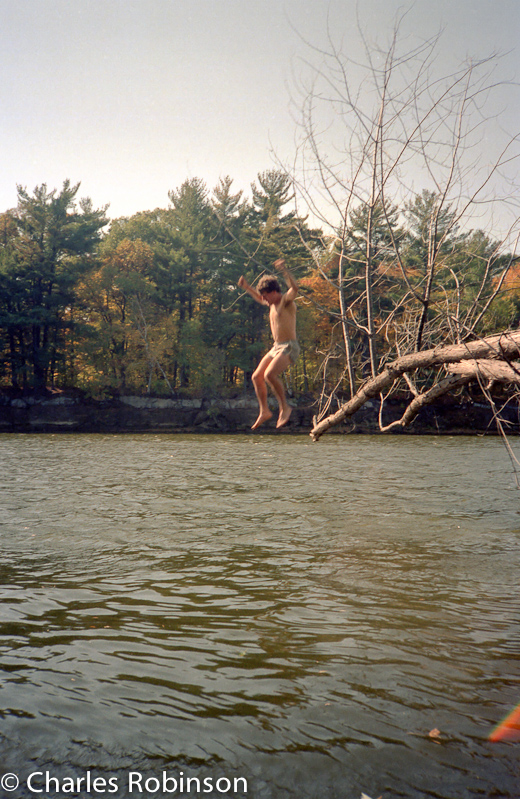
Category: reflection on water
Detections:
[{"x1": 0, "y1": 433, "x2": 519, "y2": 798}]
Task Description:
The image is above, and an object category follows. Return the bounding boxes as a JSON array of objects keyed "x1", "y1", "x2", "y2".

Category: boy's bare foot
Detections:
[
  {"x1": 252, "y1": 410, "x2": 273, "y2": 429},
  {"x1": 276, "y1": 406, "x2": 292, "y2": 428}
]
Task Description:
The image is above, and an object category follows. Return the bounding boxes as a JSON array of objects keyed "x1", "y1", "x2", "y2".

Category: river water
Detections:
[{"x1": 0, "y1": 433, "x2": 519, "y2": 799}]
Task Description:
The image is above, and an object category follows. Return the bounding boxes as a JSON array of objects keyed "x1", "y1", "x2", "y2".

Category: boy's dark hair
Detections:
[{"x1": 258, "y1": 275, "x2": 281, "y2": 294}]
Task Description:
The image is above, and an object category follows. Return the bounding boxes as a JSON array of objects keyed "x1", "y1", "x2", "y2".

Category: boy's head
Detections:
[{"x1": 258, "y1": 275, "x2": 281, "y2": 296}]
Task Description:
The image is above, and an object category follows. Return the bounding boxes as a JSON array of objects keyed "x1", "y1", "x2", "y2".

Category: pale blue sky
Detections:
[{"x1": 1, "y1": 0, "x2": 519, "y2": 220}]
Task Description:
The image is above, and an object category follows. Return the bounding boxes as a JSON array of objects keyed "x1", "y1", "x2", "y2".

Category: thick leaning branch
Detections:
[
  {"x1": 448, "y1": 359, "x2": 520, "y2": 385},
  {"x1": 379, "y1": 374, "x2": 472, "y2": 432},
  {"x1": 310, "y1": 331, "x2": 520, "y2": 441}
]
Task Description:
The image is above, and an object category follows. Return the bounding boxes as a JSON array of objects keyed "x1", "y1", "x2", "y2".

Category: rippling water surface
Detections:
[{"x1": 1, "y1": 433, "x2": 519, "y2": 798}]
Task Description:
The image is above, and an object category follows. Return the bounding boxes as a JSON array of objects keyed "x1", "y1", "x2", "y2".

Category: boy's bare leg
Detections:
[
  {"x1": 251, "y1": 354, "x2": 274, "y2": 429},
  {"x1": 265, "y1": 353, "x2": 292, "y2": 428}
]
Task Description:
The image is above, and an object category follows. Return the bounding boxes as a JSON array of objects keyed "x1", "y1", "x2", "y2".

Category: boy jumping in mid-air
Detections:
[{"x1": 238, "y1": 259, "x2": 299, "y2": 429}]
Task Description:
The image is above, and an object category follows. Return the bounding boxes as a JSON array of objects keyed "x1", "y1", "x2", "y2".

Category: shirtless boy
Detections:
[{"x1": 238, "y1": 259, "x2": 299, "y2": 429}]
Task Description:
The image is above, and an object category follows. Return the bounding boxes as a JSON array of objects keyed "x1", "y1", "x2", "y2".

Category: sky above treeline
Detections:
[{"x1": 1, "y1": 0, "x2": 519, "y2": 222}]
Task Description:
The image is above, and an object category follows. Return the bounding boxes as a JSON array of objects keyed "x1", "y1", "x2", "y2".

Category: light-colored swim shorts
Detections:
[{"x1": 267, "y1": 340, "x2": 301, "y2": 365}]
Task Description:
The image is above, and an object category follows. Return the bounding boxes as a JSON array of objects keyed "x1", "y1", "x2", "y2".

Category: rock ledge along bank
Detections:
[{"x1": 0, "y1": 392, "x2": 517, "y2": 435}]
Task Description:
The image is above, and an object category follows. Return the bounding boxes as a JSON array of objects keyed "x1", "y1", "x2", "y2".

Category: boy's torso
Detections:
[{"x1": 270, "y1": 298, "x2": 297, "y2": 344}]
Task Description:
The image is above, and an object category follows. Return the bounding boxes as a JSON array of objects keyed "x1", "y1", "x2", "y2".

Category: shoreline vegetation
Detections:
[
  {"x1": 0, "y1": 389, "x2": 517, "y2": 436},
  {"x1": 2, "y1": 170, "x2": 520, "y2": 442}
]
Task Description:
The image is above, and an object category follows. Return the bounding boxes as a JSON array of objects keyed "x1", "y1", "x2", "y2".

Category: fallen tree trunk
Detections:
[
  {"x1": 310, "y1": 331, "x2": 520, "y2": 441},
  {"x1": 448, "y1": 359, "x2": 520, "y2": 384}
]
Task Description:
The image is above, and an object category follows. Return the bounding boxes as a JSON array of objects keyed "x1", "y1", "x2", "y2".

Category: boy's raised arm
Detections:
[
  {"x1": 273, "y1": 259, "x2": 298, "y2": 302},
  {"x1": 238, "y1": 275, "x2": 266, "y2": 304}
]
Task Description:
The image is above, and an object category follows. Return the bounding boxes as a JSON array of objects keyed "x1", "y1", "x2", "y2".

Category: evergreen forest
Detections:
[{"x1": 1, "y1": 172, "x2": 519, "y2": 402}]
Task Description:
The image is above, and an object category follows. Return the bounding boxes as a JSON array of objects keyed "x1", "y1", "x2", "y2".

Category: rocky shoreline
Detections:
[{"x1": 0, "y1": 391, "x2": 517, "y2": 435}]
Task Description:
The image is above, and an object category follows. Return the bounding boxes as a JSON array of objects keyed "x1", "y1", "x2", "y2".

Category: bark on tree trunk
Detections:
[{"x1": 448, "y1": 359, "x2": 520, "y2": 384}]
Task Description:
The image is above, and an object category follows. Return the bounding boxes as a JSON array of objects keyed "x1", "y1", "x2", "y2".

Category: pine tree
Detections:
[{"x1": 0, "y1": 182, "x2": 107, "y2": 389}]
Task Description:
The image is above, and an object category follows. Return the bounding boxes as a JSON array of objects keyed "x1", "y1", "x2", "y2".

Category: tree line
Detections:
[
  {"x1": 0, "y1": 172, "x2": 519, "y2": 400},
  {"x1": 0, "y1": 172, "x2": 317, "y2": 395}
]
